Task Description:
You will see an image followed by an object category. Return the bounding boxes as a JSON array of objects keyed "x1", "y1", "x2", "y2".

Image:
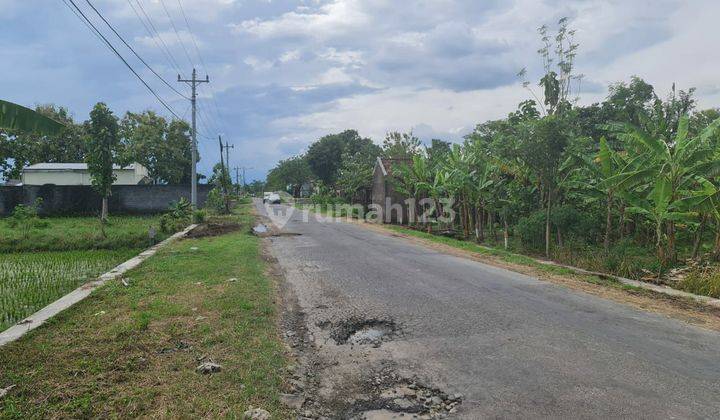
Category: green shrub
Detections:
[
  {"x1": 160, "y1": 198, "x2": 193, "y2": 233},
  {"x1": 515, "y1": 210, "x2": 546, "y2": 251},
  {"x1": 7, "y1": 198, "x2": 45, "y2": 238},
  {"x1": 193, "y1": 210, "x2": 207, "y2": 223},
  {"x1": 678, "y1": 265, "x2": 720, "y2": 298},
  {"x1": 206, "y1": 187, "x2": 225, "y2": 213},
  {"x1": 550, "y1": 205, "x2": 601, "y2": 243}
]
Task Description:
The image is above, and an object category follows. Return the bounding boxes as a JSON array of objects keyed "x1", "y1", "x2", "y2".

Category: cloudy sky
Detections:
[{"x1": 1, "y1": 0, "x2": 718, "y2": 181}]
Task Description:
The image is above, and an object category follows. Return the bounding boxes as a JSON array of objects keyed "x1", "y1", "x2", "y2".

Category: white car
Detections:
[{"x1": 263, "y1": 193, "x2": 281, "y2": 204}]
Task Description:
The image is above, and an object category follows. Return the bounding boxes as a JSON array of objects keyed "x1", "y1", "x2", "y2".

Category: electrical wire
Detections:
[
  {"x1": 83, "y1": 0, "x2": 189, "y2": 100},
  {"x1": 126, "y1": 0, "x2": 182, "y2": 76},
  {"x1": 158, "y1": 0, "x2": 195, "y2": 68},
  {"x1": 134, "y1": 0, "x2": 184, "y2": 74},
  {"x1": 62, "y1": 0, "x2": 183, "y2": 120},
  {"x1": 176, "y1": 0, "x2": 226, "y2": 136}
]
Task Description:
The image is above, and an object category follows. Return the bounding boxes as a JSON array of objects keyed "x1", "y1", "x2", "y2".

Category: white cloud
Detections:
[
  {"x1": 279, "y1": 49, "x2": 301, "y2": 63},
  {"x1": 318, "y1": 48, "x2": 365, "y2": 68},
  {"x1": 231, "y1": 0, "x2": 370, "y2": 39},
  {"x1": 244, "y1": 56, "x2": 274, "y2": 71},
  {"x1": 275, "y1": 85, "x2": 530, "y2": 143}
]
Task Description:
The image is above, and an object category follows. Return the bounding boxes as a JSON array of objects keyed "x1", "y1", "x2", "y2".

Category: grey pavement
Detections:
[{"x1": 257, "y1": 201, "x2": 720, "y2": 419}]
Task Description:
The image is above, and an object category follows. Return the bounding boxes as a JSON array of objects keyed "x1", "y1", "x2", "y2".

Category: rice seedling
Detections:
[{"x1": 0, "y1": 249, "x2": 138, "y2": 331}]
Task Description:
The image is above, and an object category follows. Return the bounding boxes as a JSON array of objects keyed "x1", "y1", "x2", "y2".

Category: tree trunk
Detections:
[
  {"x1": 656, "y1": 220, "x2": 665, "y2": 271},
  {"x1": 101, "y1": 196, "x2": 108, "y2": 221},
  {"x1": 503, "y1": 219, "x2": 509, "y2": 250},
  {"x1": 692, "y1": 214, "x2": 706, "y2": 260},
  {"x1": 617, "y1": 204, "x2": 625, "y2": 240},
  {"x1": 604, "y1": 192, "x2": 613, "y2": 253},
  {"x1": 556, "y1": 225, "x2": 563, "y2": 248},
  {"x1": 477, "y1": 204, "x2": 484, "y2": 243},
  {"x1": 489, "y1": 212, "x2": 497, "y2": 243},
  {"x1": 713, "y1": 228, "x2": 720, "y2": 261},
  {"x1": 667, "y1": 221, "x2": 676, "y2": 263},
  {"x1": 464, "y1": 201, "x2": 470, "y2": 239},
  {"x1": 545, "y1": 192, "x2": 552, "y2": 258}
]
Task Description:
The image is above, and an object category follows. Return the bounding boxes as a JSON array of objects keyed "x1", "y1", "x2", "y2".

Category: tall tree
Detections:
[
  {"x1": 85, "y1": 103, "x2": 120, "y2": 221},
  {"x1": 305, "y1": 130, "x2": 369, "y2": 187},
  {"x1": 267, "y1": 155, "x2": 313, "y2": 197},
  {"x1": 382, "y1": 131, "x2": 422, "y2": 159}
]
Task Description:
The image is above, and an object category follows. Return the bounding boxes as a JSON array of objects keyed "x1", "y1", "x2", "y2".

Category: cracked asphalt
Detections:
[{"x1": 257, "y1": 201, "x2": 720, "y2": 419}]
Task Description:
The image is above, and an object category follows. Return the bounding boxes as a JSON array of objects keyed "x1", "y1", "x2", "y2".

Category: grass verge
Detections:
[{"x1": 0, "y1": 204, "x2": 291, "y2": 418}]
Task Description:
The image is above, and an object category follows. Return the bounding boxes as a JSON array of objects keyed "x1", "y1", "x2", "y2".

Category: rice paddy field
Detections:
[
  {"x1": 0, "y1": 249, "x2": 139, "y2": 331},
  {"x1": 0, "y1": 215, "x2": 175, "y2": 332}
]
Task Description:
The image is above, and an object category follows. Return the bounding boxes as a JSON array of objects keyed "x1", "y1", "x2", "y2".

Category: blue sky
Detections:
[{"x1": 1, "y1": 0, "x2": 718, "y2": 182}]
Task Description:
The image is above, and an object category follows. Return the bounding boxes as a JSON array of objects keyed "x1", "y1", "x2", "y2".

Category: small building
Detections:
[
  {"x1": 21, "y1": 163, "x2": 150, "y2": 186},
  {"x1": 371, "y1": 157, "x2": 412, "y2": 223}
]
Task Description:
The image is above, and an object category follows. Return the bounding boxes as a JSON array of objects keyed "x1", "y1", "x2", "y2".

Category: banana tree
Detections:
[
  {"x1": 442, "y1": 145, "x2": 475, "y2": 238},
  {"x1": 607, "y1": 115, "x2": 720, "y2": 263},
  {"x1": 678, "y1": 170, "x2": 720, "y2": 260},
  {"x1": 393, "y1": 154, "x2": 432, "y2": 226},
  {"x1": 0, "y1": 100, "x2": 64, "y2": 135},
  {"x1": 416, "y1": 169, "x2": 447, "y2": 231}
]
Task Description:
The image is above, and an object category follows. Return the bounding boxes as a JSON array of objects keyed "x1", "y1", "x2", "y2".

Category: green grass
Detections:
[
  {"x1": 0, "y1": 249, "x2": 138, "y2": 331},
  {"x1": 0, "y1": 215, "x2": 169, "y2": 253},
  {"x1": 0, "y1": 204, "x2": 291, "y2": 418}
]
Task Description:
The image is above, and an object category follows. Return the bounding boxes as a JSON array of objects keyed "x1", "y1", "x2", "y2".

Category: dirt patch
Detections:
[{"x1": 185, "y1": 222, "x2": 241, "y2": 238}]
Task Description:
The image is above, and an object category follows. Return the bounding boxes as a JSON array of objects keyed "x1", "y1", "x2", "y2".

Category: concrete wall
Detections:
[
  {"x1": 371, "y1": 161, "x2": 410, "y2": 224},
  {"x1": 0, "y1": 185, "x2": 211, "y2": 216}
]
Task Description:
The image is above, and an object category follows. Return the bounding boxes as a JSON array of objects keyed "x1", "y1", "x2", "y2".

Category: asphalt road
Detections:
[{"x1": 258, "y1": 201, "x2": 720, "y2": 419}]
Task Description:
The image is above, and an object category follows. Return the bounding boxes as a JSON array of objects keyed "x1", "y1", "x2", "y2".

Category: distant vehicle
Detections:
[{"x1": 263, "y1": 192, "x2": 281, "y2": 204}]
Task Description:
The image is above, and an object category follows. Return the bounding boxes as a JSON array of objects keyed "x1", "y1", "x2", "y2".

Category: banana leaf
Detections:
[{"x1": 0, "y1": 99, "x2": 65, "y2": 135}]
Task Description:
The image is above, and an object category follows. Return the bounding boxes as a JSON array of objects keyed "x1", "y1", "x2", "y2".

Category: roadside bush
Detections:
[
  {"x1": 193, "y1": 210, "x2": 207, "y2": 223},
  {"x1": 550, "y1": 205, "x2": 600, "y2": 243},
  {"x1": 160, "y1": 198, "x2": 192, "y2": 233},
  {"x1": 7, "y1": 198, "x2": 45, "y2": 238},
  {"x1": 678, "y1": 265, "x2": 720, "y2": 298},
  {"x1": 206, "y1": 187, "x2": 225, "y2": 213},
  {"x1": 515, "y1": 210, "x2": 545, "y2": 251}
]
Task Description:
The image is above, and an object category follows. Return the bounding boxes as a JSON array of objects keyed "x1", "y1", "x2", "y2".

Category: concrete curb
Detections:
[
  {"x1": 0, "y1": 224, "x2": 197, "y2": 348},
  {"x1": 537, "y1": 260, "x2": 720, "y2": 309}
]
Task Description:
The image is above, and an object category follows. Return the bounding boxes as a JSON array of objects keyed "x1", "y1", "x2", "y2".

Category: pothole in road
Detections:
[
  {"x1": 345, "y1": 369, "x2": 463, "y2": 419},
  {"x1": 331, "y1": 318, "x2": 398, "y2": 347}
]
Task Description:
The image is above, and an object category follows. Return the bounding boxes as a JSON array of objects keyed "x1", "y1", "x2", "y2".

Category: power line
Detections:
[
  {"x1": 176, "y1": 0, "x2": 208, "y2": 73},
  {"x1": 83, "y1": 0, "x2": 189, "y2": 100},
  {"x1": 133, "y1": 0, "x2": 184, "y2": 74},
  {"x1": 158, "y1": 0, "x2": 195, "y2": 68},
  {"x1": 126, "y1": 0, "x2": 181, "y2": 76},
  {"x1": 161, "y1": 0, "x2": 223, "y2": 135},
  {"x1": 63, "y1": 0, "x2": 183, "y2": 120}
]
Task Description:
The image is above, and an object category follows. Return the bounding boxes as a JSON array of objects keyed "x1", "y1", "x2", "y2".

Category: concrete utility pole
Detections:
[
  {"x1": 234, "y1": 166, "x2": 241, "y2": 194},
  {"x1": 178, "y1": 68, "x2": 209, "y2": 209},
  {"x1": 223, "y1": 141, "x2": 234, "y2": 173},
  {"x1": 219, "y1": 136, "x2": 234, "y2": 192},
  {"x1": 237, "y1": 166, "x2": 254, "y2": 194}
]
